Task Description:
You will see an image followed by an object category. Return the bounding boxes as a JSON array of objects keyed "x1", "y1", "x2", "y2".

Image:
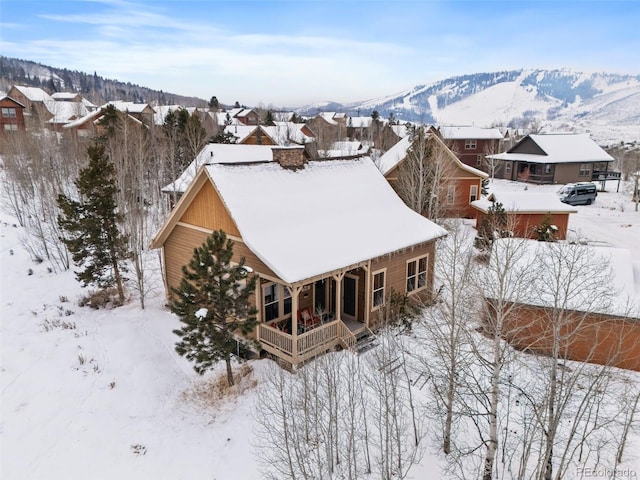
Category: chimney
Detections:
[{"x1": 272, "y1": 146, "x2": 306, "y2": 170}]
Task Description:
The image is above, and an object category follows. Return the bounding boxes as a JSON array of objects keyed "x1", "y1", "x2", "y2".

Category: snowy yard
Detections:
[{"x1": 2, "y1": 178, "x2": 640, "y2": 479}]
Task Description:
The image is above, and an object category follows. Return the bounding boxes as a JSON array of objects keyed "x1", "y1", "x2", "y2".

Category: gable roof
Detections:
[
  {"x1": 12, "y1": 86, "x2": 53, "y2": 103},
  {"x1": 489, "y1": 133, "x2": 614, "y2": 164},
  {"x1": 205, "y1": 158, "x2": 447, "y2": 284},
  {"x1": 263, "y1": 122, "x2": 315, "y2": 145},
  {"x1": 153, "y1": 157, "x2": 448, "y2": 284},
  {"x1": 0, "y1": 95, "x2": 26, "y2": 108},
  {"x1": 439, "y1": 126, "x2": 504, "y2": 140},
  {"x1": 224, "y1": 125, "x2": 276, "y2": 144},
  {"x1": 377, "y1": 132, "x2": 488, "y2": 178},
  {"x1": 107, "y1": 101, "x2": 155, "y2": 114},
  {"x1": 162, "y1": 144, "x2": 276, "y2": 193}
]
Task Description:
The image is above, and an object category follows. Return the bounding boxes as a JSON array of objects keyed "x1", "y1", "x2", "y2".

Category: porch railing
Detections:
[{"x1": 258, "y1": 319, "x2": 358, "y2": 364}]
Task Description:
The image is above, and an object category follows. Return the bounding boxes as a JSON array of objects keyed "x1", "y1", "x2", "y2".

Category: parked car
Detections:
[{"x1": 557, "y1": 182, "x2": 597, "y2": 205}]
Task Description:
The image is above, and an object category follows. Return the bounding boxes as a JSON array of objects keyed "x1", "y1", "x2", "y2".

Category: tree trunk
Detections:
[{"x1": 225, "y1": 353, "x2": 234, "y2": 386}]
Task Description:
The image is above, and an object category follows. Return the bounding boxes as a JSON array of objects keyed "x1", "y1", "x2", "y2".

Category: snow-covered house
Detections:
[
  {"x1": 62, "y1": 103, "x2": 146, "y2": 140},
  {"x1": 224, "y1": 125, "x2": 277, "y2": 145},
  {"x1": 6, "y1": 85, "x2": 56, "y2": 125},
  {"x1": 107, "y1": 101, "x2": 155, "y2": 127},
  {"x1": 151, "y1": 147, "x2": 447, "y2": 368},
  {"x1": 487, "y1": 239, "x2": 640, "y2": 371},
  {"x1": 378, "y1": 132, "x2": 488, "y2": 218},
  {"x1": 487, "y1": 133, "x2": 616, "y2": 185},
  {"x1": 471, "y1": 190, "x2": 577, "y2": 240}
]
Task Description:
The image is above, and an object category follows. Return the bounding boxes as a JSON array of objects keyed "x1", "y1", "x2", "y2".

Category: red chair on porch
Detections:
[{"x1": 298, "y1": 308, "x2": 320, "y2": 331}]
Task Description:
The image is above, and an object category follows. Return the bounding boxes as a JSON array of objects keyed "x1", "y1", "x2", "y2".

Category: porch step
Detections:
[{"x1": 354, "y1": 329, "x2": 379, "y2": 354}]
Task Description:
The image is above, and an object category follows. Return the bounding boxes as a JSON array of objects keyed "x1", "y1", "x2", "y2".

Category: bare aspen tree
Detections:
[
  {"x1": 417, "y1": 219, "x2": 477, "y2": 455},
  {"x1": 470, "y1": 235, "x2": 540, "y2": 480},
  {"x1": 393, "y1": 127, "x2": 457, "y2": 222}
]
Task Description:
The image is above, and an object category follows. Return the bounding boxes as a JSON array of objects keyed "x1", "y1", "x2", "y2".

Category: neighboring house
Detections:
[
  {"x1": 435, "y1": 125, "x2": 505, "y2": 170},
  {"x1": 107, "y1": 101, "x2": 155, "y2": 127},
  {"x1": 51, "y1": 92, "x2": 97, "y2": 111},
  {"x1": 62, "y1": 104, "x2": 145, "y2": 140},
  {"x1": 487, "y1": 133, "x2": 616, "y2": 185},
  {"x1": 471, "y1": 190, "x2": 577, "y2": 240},
  {"x1": 487, "y1": 239, "x2": 640, "y2": 371},
  {"x1": 378, "y1": 132, "x2": 488, "y2": 218},
  {"x1": 225, "y1": 125, "x2": 277, "y2": 145},
  {"x1": 6, "y1": 85, "x2": 55, "y2": 125},
  {"x1": 264, "y1": 122, "x2": 316, "y2": 146},
  {"x1": 0, "y1": 96, "x2": 26, "y2": 136},
  {"x1": 307, "y1": 112, "x2": 348, "y2": 147},
  {"x1": 151, "y1": 147, "x2": 447, "y2": 368}
]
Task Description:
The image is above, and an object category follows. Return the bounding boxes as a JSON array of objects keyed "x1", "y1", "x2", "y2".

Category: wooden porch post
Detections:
[
  {"x1": 255, "y1": 277, "x2": 262, "y2": 341},
  {"x1": 333, "y1": 271, "x2": 345, "y2": 322},
  {"x1": 290, "y1": 284, "x2": 302, "y2": 365},
  {"x1": 363, "y1": 262, "x2": 371, "y2": 328}
]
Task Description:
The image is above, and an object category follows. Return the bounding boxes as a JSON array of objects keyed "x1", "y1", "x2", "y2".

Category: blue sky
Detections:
[{"x1": 1, "y1": 0, "x2": 639, "y2": 107}]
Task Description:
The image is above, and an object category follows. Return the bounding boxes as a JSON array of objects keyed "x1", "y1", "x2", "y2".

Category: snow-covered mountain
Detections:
[{"x1": 299, "y1": 69, "x2": 640, "y2": 144}]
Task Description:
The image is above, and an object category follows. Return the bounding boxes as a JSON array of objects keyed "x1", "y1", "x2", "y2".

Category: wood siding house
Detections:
[
  {"x1": 471, "y1": 190, "x2": 577, "y2": 240},
  {"x1": 62, "y1": 104, "x2": 146, "y2": 141},
  {"x1": 151, "y1": 147, "x2": 447, "y2": 368},
  {"x1": 486, "y1": 240, "x2": 640, "y2": 371},
  {"x1": 0, "y1": 96, "x2": 26, "y2": 136},
  {"x1": 6, "y1": 85, "x2": 55, "y2": 127},
  {"x1": 488, "y1": 133, "x2": 616, "y2": 185},
  {"x1": 379, "y1": 132, "x2": 488, "y2": 218},
  {"x1": 435, "y1": 125, "x2": 505, "y2": 170}
]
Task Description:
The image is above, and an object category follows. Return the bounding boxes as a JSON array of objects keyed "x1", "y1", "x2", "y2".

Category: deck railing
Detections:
[{"x1": 259, "y1": 319, "x2": 358, "y2": 364}]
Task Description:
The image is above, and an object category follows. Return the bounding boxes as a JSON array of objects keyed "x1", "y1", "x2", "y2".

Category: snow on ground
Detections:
[{"x1": 2, "y1": 178, "x2": 640, "y2": 479}]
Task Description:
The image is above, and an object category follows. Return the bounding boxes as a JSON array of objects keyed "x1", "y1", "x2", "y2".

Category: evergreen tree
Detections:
[
  {"x1": 264, "y1": 110, "x2": 275, "y2": 126},
  {"x1": 533, "y1": 213, "x2": 558, "y2": 242},
  {"x1": 171, "y1": 230, "x2": 258, "y2": 386},
  {"x1": 208, "y1": 96, "x2": 220, "y2": 110},
  {"x1": 474, "y1": 201, "x2": 509, "y2": 253},
  {"x1": 57, "y1": 144, "x2": 130, "y2": 303}
]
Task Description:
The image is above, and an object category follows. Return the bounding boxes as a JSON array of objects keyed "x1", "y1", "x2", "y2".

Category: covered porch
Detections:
[{"x1": 256, "y1": 265, "x2": 372, "y2": 367}]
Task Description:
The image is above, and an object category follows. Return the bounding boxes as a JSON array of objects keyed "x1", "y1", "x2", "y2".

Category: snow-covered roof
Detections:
[
  {"x1": 46, "y1": 101, "x2": 91, "y2": 124},
  {"x1": 206, "y1": 158, "x2": 447, "y2": 284},
  {"x1": 263, "y1": 122, "x2": 315, "y2": 145},
  {"x1": 51, "y1": 92, "x2": 79, "y2": 101},
  {"x1": 319, "y1": 140, "x2": 365, "y2": 158},
  {"x1": 62, "y1": 108, "x2": 103, "y2": 129},
  {"x1": 224, "y1": 125, "x2": 274, "y2": 144},
  {"x1": 490, "y1": 239, "x2": 638, "y2": 317},
  {"x1": 378, "y1": 136, "x2": 412, "y2": 175},
  {"x1": 471, "y1": 190, "x2": 577, "y2": 214},
  {"x1": 489, "y1": 133, "x2": 614, "y2": 164},
  {"x1": 349, "y1": 116, "x2": 373, "y2": 128},
  {"x1": 391, "y1": 124, "x2": 409, "y2": 138},
  {"x1": 439, "y1": 126, "x2": 504, "y2": 140},
  {"x1": 108, "y1": 101, "x2": 154, "y2": 114},
  {"x1": 153, "y1": 105, "x2": 183, "y2": 125},
  {"x1": 162, "y1": 144, "x2": 276, "y2": 193},
  {"x1": 318, "y1": 112, "x2": 338, "y2": 125},
  {"x1": 377, "y1": 133, "x2": 488, "y2": 178},
  {"x1": 13, "y1": 86, "x2": 53, "y2": 102}
]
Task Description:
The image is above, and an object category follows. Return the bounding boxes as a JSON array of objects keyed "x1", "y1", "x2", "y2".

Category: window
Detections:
[
  {"x1": 406, "y1": 255, "x2": 428, "y2": 294},
  {"x1": 579, "y1": 163, "x2": 591, "y2": 177},
  {"x1": 544, "y1": 164, "x2": 552, "y2": 174},
  {"x1": 447, "y1": 185, "x2": 455, "y2": 204},
  {"x1": 476, "y1": 155, "x2": 483, "y2": 166},
  {"x1": 1, "y1": 107, "x2": 17, "y2": 119},
  {"x1": 263, "y1": 283, "x2": 293, "y2": 322},
  {"x1": 3, "y1": 124, "x2": 18, "y2": 133},
  {"x1": 372, "y1": 270, "x2": 385, "y2": 308},
  {"x1": 464, "y1": 139, "x2": 477, "y2": 150},
  {"x1": 470, "y1": 185, "x2": 478, "y2": 202},
  {"x1": 263, "y1": 284, "x2": 279, "y2": 321},
  {"x1": 505, "y1": 162, "x2": 512, "y2": 176}
]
